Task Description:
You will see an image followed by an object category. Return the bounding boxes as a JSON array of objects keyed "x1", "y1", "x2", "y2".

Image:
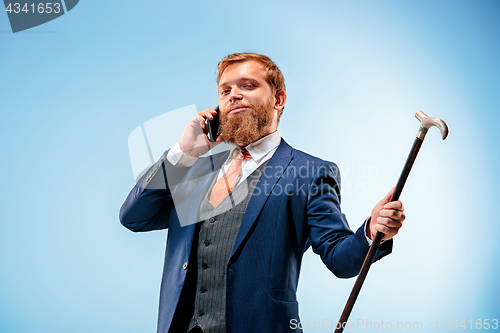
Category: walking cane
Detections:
[{"x1": 334, "y1": 110, "x2": 449, "y2": 333}]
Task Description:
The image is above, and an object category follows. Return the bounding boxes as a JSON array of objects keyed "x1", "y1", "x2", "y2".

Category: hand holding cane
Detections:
[{"x1": 334, "y1": 110, "x2": 449, "y2": 333}]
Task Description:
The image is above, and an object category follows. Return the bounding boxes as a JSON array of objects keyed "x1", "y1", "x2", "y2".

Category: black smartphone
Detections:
[{"x1": 207, "y1": 106, "x2": 220, "y2": 142}]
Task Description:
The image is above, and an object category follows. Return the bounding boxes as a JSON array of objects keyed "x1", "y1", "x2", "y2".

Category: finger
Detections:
[
  {"x1": 375, "y1": 222, "x2": 401, "y2": 238},
  {"x1": 204, "y1": 110, "x2": 215, "y2": 120},
  {"x1": 377, "y1": 217, "x2": 403, "y2": 228},
  {"x1": 375, "y1": 222, "x2": 398, "y2": 234},
  {"x1": 375, "y1": 217, "x2": 403, "y2": 230},
  {"x1": 379, "y1": 209, "x2": 404, "y2": 220},
  {"x1": 196, "y1": 115, "x2": 207, "y2": 129},
  {"x1": 197, "y1": 109, "x2": 215, "y2": 121},
  {"x1": 201, "y1": 108, "x2": 217, "y2": 118},
  {"x1": 383, "y1": 200, "x2": 404, "y2": 211}
]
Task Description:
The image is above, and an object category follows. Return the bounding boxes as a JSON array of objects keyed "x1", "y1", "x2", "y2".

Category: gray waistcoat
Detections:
[{"x1": 187, "y1": 161, "x2": 268, "y2": 333}]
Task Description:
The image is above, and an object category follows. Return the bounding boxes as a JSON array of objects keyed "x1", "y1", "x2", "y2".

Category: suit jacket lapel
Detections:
[{"x1": 229, "y1": 139, "x2": 294, "y2": 260}]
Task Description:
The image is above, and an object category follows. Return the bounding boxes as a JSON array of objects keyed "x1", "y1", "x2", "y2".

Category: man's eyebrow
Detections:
[{"x1": 219, "y1": 77, "x2": 260, "y2": 87}]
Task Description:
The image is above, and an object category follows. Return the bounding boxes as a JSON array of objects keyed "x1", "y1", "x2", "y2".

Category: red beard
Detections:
[{"x1": 220, "y1": 98, "x2": 275, "y2": 147}]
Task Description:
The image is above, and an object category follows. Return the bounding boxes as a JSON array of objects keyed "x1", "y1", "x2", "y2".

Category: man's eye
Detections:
[
  {"x1": 243, "y1": 84, "x2": 254, "y2": 89},
  {"x1": 221, "y1": 89, "x2": 230, "y2": 95}
]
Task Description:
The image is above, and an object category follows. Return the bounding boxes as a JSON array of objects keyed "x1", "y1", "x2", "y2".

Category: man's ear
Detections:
[{"x1": 274, "y1": 90, "x2": 287, "y2": 111}]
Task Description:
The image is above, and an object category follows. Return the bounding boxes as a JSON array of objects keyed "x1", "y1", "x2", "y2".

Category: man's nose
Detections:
[{"x1": 229, "y1": 87, "x2": 243, "y2": 102}]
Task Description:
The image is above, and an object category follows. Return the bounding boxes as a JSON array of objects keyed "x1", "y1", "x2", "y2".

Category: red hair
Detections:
[{"x1": 217, "y1": 53, "x2": 286, "y2": 94}]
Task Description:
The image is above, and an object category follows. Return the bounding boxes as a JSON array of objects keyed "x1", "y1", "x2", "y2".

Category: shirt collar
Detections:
[{"x1": 230, "y1": 130, "x2": 281, "y2": 163}]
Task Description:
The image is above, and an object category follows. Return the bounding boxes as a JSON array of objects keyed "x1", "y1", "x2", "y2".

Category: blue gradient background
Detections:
[{"x1": 1, "y1": 1, "x2": 498, "y2": 332}]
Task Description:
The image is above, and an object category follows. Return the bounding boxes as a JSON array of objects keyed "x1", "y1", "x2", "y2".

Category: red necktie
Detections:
[{"x1": 209, "y1": 149, "x2": 251, "y2": 207}]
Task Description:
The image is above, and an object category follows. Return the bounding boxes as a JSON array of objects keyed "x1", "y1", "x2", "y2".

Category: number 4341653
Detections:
[
  {"x1": 444, "y1": 319, "x2": 498, "y2": 329},
  {"x1": 5, "y1": 3, "x2": 61, "y2": 14}
]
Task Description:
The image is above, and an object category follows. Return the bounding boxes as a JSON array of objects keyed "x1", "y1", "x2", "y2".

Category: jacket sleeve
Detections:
[
  {"x1": 307, "y1": 161, "x2": 392, "y2": 278},
  {"x1": 119, "y1": 150, "x2": 191, "y2": 232}
]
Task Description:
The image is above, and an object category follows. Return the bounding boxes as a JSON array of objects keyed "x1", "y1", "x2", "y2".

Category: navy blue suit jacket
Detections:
[{"x1": 120, "y1": 139, "x2": 392, "y2": 333}]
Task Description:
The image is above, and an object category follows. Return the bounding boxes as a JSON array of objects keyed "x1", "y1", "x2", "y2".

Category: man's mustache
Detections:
[
  {"x1": 220, "y1": 103, "x2": 255, "y2": 123},
  {"x1": 221, "y1": 103, "x2": 254, "y2": 120}
]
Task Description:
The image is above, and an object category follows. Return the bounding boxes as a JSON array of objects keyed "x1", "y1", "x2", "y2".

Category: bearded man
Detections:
[{"x1": 119, "y1": 53, "x2": 406, "y2": 333}]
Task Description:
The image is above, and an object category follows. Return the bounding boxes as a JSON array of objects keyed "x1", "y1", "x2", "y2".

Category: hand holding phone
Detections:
[{"x1": 178, "y1": 106, "x2": 222, "y2": 158}]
